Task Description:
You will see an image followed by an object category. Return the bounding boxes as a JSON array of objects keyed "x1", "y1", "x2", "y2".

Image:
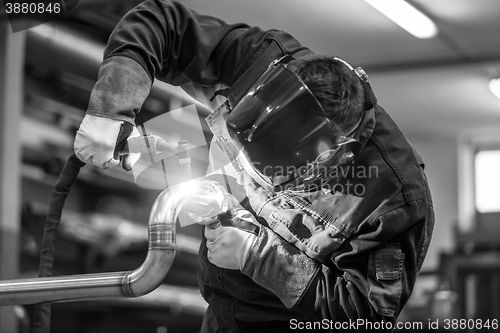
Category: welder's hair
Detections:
[{"x1": 287, "y1": 55, "x2": 365, "y2": 131}]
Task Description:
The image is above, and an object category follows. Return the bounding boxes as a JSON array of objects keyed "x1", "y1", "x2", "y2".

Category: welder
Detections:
[{"x1": 74, "y1": 1, "x2": 435, "y2": 332}]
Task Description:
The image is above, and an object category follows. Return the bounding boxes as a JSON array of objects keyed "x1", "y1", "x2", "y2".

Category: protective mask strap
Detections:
[
  {"x1": 269, "y1": 54, "x2": 295, "y2": 67},
  {"x1": 333, "y1": 57, "x2": 377, "y2": 111}
]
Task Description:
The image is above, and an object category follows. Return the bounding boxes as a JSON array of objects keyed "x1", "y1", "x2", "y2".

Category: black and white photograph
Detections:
[{"x1": 1, "y1": 0, "x2": 500, "y2": 332}]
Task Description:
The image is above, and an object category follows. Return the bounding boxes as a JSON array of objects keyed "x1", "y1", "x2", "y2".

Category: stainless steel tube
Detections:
[{"x1": 0, "y1": 179, "x2": 227, "y2": 306}]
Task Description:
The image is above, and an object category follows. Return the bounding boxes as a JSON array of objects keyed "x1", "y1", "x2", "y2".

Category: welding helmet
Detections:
[{"x1": 226, "y1": 55, "x2": 375, "y2": 192}]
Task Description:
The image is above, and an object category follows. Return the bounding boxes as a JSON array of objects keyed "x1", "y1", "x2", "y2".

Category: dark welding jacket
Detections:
[{"x1": 88, "y1": 0, "x2": 435, "y2": 331}]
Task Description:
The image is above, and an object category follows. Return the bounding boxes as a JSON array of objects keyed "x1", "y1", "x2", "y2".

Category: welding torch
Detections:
[
  {"x1": 119, "y1": 133, "x2": 182, "y2": 156},
  {"x1": 117, "y1": 133, "x2": 192, "y2": 179}
]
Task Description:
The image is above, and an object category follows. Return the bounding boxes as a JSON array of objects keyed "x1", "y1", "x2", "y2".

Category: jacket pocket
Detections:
[{"x1": 367, "y1": 244, "x2": 405, "y2": 316}]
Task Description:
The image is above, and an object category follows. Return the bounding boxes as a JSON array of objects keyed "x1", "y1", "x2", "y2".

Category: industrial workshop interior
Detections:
[{"x1": 1, "y1": 0, "x2": 500, "y2": 332}]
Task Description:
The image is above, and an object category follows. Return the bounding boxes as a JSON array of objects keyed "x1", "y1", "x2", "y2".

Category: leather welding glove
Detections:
[
  {"x1": 204, "y1": 205, "x2": 260, "y2": 270},
  {"x1": 75, "y1": 115, "x2": 141, "y2": 169},
  {"x1": 74, "y1": 56, "x2": 152, "y2": 170}
]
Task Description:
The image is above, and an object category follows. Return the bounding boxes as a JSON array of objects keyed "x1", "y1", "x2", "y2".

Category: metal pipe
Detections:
[{"x1": 0, "y1": 179, "x2": 227, "y2": 306}]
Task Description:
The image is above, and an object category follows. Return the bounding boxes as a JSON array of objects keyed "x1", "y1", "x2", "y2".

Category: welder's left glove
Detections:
[
  {"x1": 74, "y1": 56, "x2": 151, "y2": 170},
  {"x1": 75, "y1": 115, "x2": 141, "y2": 169},
  {"x1": 204, "y1": 206, "x2": 260, "y2": 270}
]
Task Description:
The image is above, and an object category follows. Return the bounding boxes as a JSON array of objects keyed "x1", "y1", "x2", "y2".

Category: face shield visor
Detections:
[{"x1": 226, "y1": 59, "x2": 365, "y2": 192}]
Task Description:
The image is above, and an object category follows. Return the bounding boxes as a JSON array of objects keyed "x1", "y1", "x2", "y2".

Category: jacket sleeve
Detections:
[
  {"x1": 105, "y1": 0, "x2": 252, "y2": 88},
  {"x1": 89, "y1": 0, "x2": 307, "y2": 122},
  {"x1": 242, "y1": 196, "x2": 434, "y2": 325}
]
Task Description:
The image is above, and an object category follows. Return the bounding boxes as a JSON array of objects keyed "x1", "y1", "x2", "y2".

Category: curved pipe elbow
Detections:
[
  {"x1": 122, "y1": 179, "x2": 227, "y2": 297},
  {"x1": 0, "y1": 179, "x2": 228, "y2": 305}
]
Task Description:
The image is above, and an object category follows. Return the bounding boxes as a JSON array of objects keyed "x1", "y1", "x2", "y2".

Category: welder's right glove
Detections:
[
  {"x1": 74, "y1": 115, "x2": 141, "y2": 170},
  {"x1": 74, "y1": 56, "x2": 152, "y2": 170},
  {"x1": 204, "y1": 205, "x2": 260, "y2": 270}
]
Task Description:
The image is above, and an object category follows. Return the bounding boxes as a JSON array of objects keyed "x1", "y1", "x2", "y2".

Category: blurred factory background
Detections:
[{"x1": 1, "y1": 0, "x2": 500, "y2": 332}]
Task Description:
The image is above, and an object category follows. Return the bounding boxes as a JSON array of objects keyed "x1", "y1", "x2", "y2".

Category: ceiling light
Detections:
[
  {"x1": 490, "y1": 78, "x2": 500, "y2": 100},
  {"x1": 364, "y1": 0, "x2": 438, "y2": 39}
]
